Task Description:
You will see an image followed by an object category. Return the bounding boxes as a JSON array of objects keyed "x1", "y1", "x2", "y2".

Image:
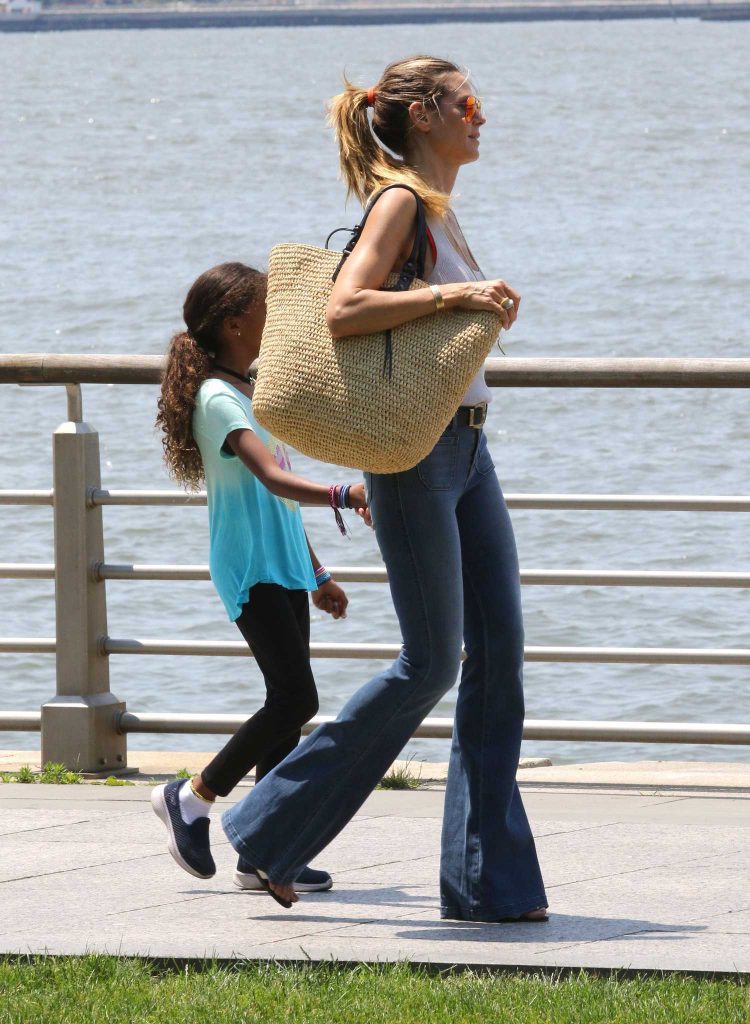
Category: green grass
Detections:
[
  {"x1": 377, "y1": 757, "x2": 423, "y2": 790},
  {"x1": 39, "y1": 762, "x2": 83, "y2": 785},
  {"x1": 0, "y1": 957, "x2": 745, "y2": 1024},
  {"x1": 175, "y1": 767, "x2": 192, "y2": 780},
  {"x1": 0, "y1": 763, "x2": 82, "y2": 785}
]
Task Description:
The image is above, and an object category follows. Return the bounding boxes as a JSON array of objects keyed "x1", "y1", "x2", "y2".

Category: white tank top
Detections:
[{"x1": 426, "y1": 215, "x2": 495, "y2": 407}]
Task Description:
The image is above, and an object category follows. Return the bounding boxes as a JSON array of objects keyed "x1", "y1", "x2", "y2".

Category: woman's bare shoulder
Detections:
[
  {"x1": 359, "y1": 187, "x2": 420, "y2": 261},
  {"x1": 365, "y1": 186, "x2": 419, "y2": 228}
]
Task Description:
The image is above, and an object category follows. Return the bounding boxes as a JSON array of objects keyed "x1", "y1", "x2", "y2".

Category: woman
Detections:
[{"x1": 222, "y1": 56, "x2": 548, "y2": 922}]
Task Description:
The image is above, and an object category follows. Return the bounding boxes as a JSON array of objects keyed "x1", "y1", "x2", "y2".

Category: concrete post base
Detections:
[{"x1": 41, "y1": 692, "x2": 129, "y2": 775}]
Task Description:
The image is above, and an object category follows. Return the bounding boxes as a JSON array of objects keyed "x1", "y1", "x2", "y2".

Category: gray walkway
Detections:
[{"x1": 1, "y1": 780, "x2": 748, "y2": 973}]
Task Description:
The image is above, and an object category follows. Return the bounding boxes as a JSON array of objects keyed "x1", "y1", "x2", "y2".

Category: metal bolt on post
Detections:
[{"x1": 40, "y1": 385, "x2": 135, "y2": 776}]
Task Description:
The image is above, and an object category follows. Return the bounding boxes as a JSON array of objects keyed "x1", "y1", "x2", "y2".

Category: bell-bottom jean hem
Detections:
[
  {"x1": 222, "y1": 815, "x2": 268, "y2": 875},
  {"x1": 440, "y1": 891, "x2": 549, "y2": 922}
]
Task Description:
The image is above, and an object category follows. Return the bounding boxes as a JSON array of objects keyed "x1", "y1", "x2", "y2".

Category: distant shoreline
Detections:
[{"x1": 2, "y1": 2, "x2": 749, "y2": 35}]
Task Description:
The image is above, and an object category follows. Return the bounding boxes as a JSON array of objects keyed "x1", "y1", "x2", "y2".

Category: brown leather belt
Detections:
[{"x1": 452, "y1": 403, "x2": 488, "y2": 430}]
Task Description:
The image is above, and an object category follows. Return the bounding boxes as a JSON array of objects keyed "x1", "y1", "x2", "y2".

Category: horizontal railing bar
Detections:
[
  {"x1": 116, "y1": 712, "x2": 453, "y2": 739},
  {"x1": 3, "y1": 355, "x2": 750, "y2": 388},
  {"x1": 4, "y1": 635, "x2": 750, "y2": 665},
  {"x1": 0, "y1": 711, "x2": 41, "y2": 731},
  {"x1": 506, "y1": 494, "x2": 750, "y2": 512},
  {"x1": 0, "y1": 564, "x2": 55, "y2": 580},
  {"x1": 104, "y1": 639, "x2": 401, "y2": 659},
  {"x1": 0, "y1": 638, "x2": 56, "y2": 654},
  {"x1": 2, "y1": 710, "x2": 746, "y2": 745},
  {"x1": 0, "y1": 354, "x2": 165, "y2": 385},
  {"x1": 522, "y1": 569, "x2": 750, "y2": 588},
  {"x1": 95, "y1": 563, "x2": 750, "y2": 589},
  {"x1": 483, "y1": 358, "x2": 750, "y2": 389},
  {"x1": 103, "y1": 638, "x2": 750, "y2": 665},
  {"x1": 86, "y1": 489, "x2": 750, "y2": 513},
  {"x1": 499, "y1": 646, "x2": 750, "y2": 666},
  {"x1": 0, "y1": 490, "x2": 54, "y2": 506},
  {"x1": 116, "y1": 712, "x2": 750, "y2": 745},
  {"x1": 90, "y1": 489, "x2": 207, "y2": 507},
  {"x1": 97, "y1": 563, "x2": 213, "y2": 581},
  {"x1": 0, "y1": 487, "x2": 746, "y2": 513},
  {"x1": 522, "y1": 720, "x2": 750, "y2": 745}
]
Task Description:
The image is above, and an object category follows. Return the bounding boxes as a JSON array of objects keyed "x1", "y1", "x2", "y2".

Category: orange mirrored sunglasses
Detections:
[{"x1": 463, "y1": 95, "x2": 482, "y2": 122}]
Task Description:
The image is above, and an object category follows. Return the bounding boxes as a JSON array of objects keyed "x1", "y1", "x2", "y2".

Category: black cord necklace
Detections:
[{"x1": 213, "y1": 363, "x2": 253, "y2": 386}]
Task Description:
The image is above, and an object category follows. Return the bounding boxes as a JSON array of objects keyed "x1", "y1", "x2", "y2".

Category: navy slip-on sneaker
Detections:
[
  {"x1": 234, "y1": 856, "x2": 332, "y2": 892},
  {"x1": 151, "y1": 780, "x2": 216, "y2": 879}
]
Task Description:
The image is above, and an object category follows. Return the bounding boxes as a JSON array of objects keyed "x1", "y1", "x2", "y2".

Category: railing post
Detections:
[{"x1": 41, "y1": 386, "x2": 132, "y2": 775}]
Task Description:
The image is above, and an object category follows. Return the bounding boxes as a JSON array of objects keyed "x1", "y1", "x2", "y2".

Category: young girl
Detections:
[
  {"x1": 151, "y1": 261, "x2": 368, "y2": 895},
  {"x1": 221, "y1": 58, "x2": 548, "y2": 922}
]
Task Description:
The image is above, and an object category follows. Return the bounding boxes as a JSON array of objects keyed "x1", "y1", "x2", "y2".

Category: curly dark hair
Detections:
[{"x1": 156, "y1": 262, "x2": 267, "y2": 490}]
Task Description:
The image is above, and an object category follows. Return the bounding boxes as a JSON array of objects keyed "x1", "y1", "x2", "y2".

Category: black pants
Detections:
[{"x1": 201, "y1": 583, "x2": 318, "y2": 798}]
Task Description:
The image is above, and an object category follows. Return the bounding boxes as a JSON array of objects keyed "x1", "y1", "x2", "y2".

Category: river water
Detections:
[{"x1": 1, "y1": 18, "x2": 748, "y2": 765}]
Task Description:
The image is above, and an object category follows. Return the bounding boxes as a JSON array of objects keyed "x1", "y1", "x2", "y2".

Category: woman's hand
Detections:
[
  {"x1": 443, "y1": 279, "x2": 521, "y2": 330},
  {"x1": 312, "y1": 579, "x2": 348, "y2": 619},
  {"x1": 347, "y1": 482, "x2": 373, "y2": 527}
]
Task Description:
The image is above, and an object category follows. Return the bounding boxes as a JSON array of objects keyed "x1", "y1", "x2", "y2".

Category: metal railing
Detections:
[{"x1": 2, "y1": 353, "x2": 750, "y2": 774}]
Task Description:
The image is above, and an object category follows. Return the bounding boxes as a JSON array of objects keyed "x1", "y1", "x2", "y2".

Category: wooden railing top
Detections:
[{"x1": 2, "y1": 354, "x2": 750, "y2": 388}]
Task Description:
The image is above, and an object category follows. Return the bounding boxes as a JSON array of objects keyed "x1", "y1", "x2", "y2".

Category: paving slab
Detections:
[
  {"x1": 519, "y1": 760, "x2": 750, "y2": 792},
  {"x1": 0, "y1": 782, "x2": 748, "y2": 972}
]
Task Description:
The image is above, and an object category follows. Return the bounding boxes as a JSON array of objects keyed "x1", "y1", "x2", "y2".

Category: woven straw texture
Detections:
[{"x1": 253, "y1": 243, "x2": 502, "y2": 473}]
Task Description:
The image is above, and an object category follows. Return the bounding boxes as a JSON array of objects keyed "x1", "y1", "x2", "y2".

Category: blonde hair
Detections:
[{"x1": 328, "y1": 55, "x2": 464, "y2": 217}]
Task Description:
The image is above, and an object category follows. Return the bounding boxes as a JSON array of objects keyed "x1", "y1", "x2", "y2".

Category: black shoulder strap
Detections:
[{"x1": 331, "y1": 183, "x2": 428, "y2": 286}]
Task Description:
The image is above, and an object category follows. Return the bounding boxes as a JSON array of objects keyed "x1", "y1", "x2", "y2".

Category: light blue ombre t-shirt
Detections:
[{"x1": 192, "y1": 378, "x2": 317, "y2": 621}]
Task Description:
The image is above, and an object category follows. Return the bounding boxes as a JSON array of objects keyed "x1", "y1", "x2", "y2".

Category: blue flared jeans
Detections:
[{"x1": 222, "y1": 417, "x2": 547, "y2": 920}]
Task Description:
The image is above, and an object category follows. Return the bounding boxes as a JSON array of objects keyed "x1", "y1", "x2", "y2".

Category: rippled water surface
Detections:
[{"x1": 2, "y1": 19, "x2": 749, "y2": 765}]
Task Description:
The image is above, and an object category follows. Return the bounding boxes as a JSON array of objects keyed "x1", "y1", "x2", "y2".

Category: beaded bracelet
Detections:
[
  {"x1": 327, "y1": 485, "x2": 348, "y2": 536},
  {"x1": 314, "y1": 565, "x2": 332, "y2": 587},
  {"x1": 327, "y1": 484, "x2": 352, "y2": 510}
]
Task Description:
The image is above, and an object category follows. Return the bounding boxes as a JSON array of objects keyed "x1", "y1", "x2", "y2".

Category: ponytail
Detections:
[
  {"x1": 328, "y1": 81, "x2": 393, "y2": 207},
  {"x1": 328, "y1": 57, "x2": 461, "y2": 217},
  {"x1": 156, "y1": 331, "x2": 212, "y2": 490}
]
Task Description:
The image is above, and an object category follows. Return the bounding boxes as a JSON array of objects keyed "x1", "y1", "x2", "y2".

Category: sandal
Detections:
[
  {"x1": 509, "y1": 907, "x2": 549, "y2": 923},
  {"x1": 252, "y1": 868, "x2": 293, "y2": 909}
]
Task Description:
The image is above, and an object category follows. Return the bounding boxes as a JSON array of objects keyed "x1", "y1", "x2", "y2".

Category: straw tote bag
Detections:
[{"x1": 252, "y1": 184, "x2": 501, "y2": 473}]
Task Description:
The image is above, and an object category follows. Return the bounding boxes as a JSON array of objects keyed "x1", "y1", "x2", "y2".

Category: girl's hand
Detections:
[
  {"x1": 443, "y1": 279, "x2": 521, "y2": 330},
  {"x1": 347, "y1": 482, "x2": 366, "y2": 510},
  {"x1": 312, "y1": 579, "x2": 348, "y2": 619},
  {"x1": 347, "y1": 482, "x2": 373, "y2": 528}
]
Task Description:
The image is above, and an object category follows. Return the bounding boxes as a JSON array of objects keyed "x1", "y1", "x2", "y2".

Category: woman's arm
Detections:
[{"x1": 326, "y1": 189, "x2": 519, "y2": 338}]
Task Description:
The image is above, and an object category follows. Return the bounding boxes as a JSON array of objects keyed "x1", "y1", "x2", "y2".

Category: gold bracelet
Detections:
[{"x1": 430, "y1": 284, "x2": 445, "y2": 313}]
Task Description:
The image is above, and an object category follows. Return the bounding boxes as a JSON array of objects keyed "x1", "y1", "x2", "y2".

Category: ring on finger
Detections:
[{"x1": 500, "y1": 297, "x2": 514, "y2": 311}]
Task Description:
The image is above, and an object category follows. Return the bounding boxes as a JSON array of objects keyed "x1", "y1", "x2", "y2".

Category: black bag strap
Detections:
[
  {"x1": 329, "y1": 184, "x2": 429, "y2": 381},
  {"x1": 331, "y1": 183, "x2": 428, "y2": 286}
]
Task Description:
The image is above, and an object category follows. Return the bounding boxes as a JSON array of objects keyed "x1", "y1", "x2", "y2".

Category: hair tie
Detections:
[{"x1": 366, "y1": 87, "x2": 377, "y2": 108}]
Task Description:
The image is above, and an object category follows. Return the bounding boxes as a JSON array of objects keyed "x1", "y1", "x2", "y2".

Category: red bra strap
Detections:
[{"x1": 426, "y1": 226, "x2": 437, "y2": 267}]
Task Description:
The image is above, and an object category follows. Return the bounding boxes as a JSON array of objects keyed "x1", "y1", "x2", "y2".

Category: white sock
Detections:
[{"x1": 178, "y1": 780, "x2": 213, "y2": 824}]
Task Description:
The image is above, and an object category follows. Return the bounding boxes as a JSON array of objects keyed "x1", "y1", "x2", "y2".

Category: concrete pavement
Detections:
[{"x1": 1, "y1": 770, "x2": 748, "y2": 972}]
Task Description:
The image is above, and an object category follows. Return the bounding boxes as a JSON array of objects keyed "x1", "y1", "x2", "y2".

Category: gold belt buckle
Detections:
[{"x1": 468, "y1": 403, "x2": 487, "y2": 429}]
